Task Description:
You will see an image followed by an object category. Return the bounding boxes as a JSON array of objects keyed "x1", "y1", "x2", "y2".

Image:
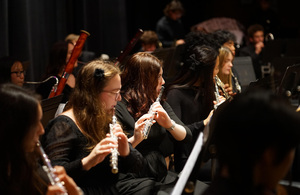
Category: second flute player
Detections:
[
  {"x1": 41, "y1": 60, "x2": 147, "y2": 195},
  {"x1": 115, "y1": 52, "x2": 192, "y2": 194}
]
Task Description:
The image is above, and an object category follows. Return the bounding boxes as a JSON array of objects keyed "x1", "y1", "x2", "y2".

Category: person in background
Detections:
[
  {"x1": 217, "y1": 46, "x2": 241, "y2": 97},
  {"x1": 156, "y1": 0, "x2": 186, "y2": 48},
  {"x1": 65, "y1": 33, "x2": 96, "y2": 69},
  {"x1": 203, "y1": 89, "x2": 300, "y2": 195},
  {"x1": 0, "y1": 56, "x2": 25, "y2": 87},
  {"x1": 212, "y1": 30, "x2": 237, "y2": 56},
  {"x1": 65, "y1": 33, "x2": 80, "y2": 46},
  {"x1": 41, "y1": 59, "x2": 146, "y2": 195},
  {"x1": 239, "y1": 24, "x2": 265, "y2": 79},
  {"x1": 213, "y1": 30, "x2": 242, "y2": 94},
  {"x1": 36, "y1": 40, "x2": 76, "y2": 102},
  {"x1": 0, "y1": 83, "x2": 82, "y2": 195},
  {"x1": 139, "y1": 30, "x2": 161, "y2": 53},
  {"x1": 165, "y1": 44, "x2": 221, "y2": 174}
]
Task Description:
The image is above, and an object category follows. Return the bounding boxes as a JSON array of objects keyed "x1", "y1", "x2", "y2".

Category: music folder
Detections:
[{"x1": 41, "y1": 94, "x2": 63, "y2": 128}]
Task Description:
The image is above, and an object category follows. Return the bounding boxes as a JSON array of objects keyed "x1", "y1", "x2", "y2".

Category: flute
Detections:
[
  {"x1": 36, "y1": 141, "x2": 68, "y2": 195},
  {"x1": 215, "y1": 75, "x2": 230, "y2": 100},
  {"x1": 142, "y1": 86, "x2": 165, "y2": 139},
  {"x1": 109, "y1": 115, "x2": 119, "y2": 174},
  {"x1": 214, "y1": 76, "x2": 225, "y2": 110}
]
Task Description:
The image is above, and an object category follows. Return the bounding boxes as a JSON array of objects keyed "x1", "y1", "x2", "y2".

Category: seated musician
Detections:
[
  {"x1": 36, "y1": 40, "x2": 77, "y2": 102},
  {"x1": 41, "y1": 59, "x2": 147, "y2": 195},
  {"x1": 115, "y1": 52, "x2": 192, "y2": 194},
  {"x1": 0, "y1": 83, "x2": 82, "y2": 195}
]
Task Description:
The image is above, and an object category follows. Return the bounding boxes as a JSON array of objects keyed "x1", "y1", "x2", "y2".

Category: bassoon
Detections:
[
  {"x1": 48, "y1": 30, "x2": 90, "y2": 98},
  {"x1": 114, "y1": 29, "x2": 143, "y2": 67}
]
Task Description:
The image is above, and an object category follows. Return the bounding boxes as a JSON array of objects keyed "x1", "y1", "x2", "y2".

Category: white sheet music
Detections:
[{"x1": 171, "y1": 132, "x2": 204, "y2": 195}]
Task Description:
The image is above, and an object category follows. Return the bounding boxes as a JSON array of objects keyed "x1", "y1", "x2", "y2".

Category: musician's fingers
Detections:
[{"x1": 46, "y1": 185, "x2": 65, "y2": 195}]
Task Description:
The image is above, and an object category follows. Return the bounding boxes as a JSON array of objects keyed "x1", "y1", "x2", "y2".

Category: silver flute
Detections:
[
  {"x1": 109, "y1": 115, "x2": 119, "y2": 174},
  {"x1": 214, "y1": 76, "x2": 223, "y2": 110},
  {"x1": 142, "y1": 86, "x2": 165, "y2": 139},
  {"x1": 36, "y1": 141, "x2": 68, "y2": 195}
]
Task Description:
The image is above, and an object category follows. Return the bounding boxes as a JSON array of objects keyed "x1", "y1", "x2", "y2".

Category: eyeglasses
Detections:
[
  {"x1": 102, "y1": 89, "x2": 121, "y2": 100},
  {"x1": 11, "y1": 71, "x2": 26, "y2": 77}
]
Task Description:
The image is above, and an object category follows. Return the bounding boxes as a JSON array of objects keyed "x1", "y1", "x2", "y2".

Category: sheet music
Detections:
[{"x1": 171, "y1": 132, "x2": 204, "y2": 195}]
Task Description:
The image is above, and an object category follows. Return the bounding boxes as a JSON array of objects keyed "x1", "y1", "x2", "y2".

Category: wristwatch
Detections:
[{"x1": 166, "y1": 119, "x2": 176, "y2": 131}]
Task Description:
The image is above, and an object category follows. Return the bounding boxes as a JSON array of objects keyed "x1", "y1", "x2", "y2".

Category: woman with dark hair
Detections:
[
  {"x1": 165, "y1": 44, "x2": 221, "y2": 173},
  {"x1": 0, "y1": 56, "x2": 25, "y2": 87},
  {"x1": 36, "y1": 40, "x2": 76, "y2": 102},
  {"x1": 0, "y1": 83, "x2": 81, "y2": 194},
  {"x1": 115, "y1": 52, "x2": 192, "y2": 194},
  {"x1": 41, "y1": 59, "x2": 145, "y2": 195}
]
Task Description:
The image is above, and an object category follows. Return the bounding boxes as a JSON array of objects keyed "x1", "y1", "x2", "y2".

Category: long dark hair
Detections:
[
  {"x1": 121, "y1": 52, "x2": 162, "y2": 119},
  {"x1": 43, "y1": 41, "x2": 69, "y2": 79},
  {"x1": 0, "y1": 83, "x2": 46, "y2": 194},
  {"x1": 166, "y1": 45, "x2": 218, "y2": 117}
]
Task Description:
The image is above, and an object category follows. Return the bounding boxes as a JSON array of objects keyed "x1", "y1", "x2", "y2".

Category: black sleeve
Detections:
[
  {"x1": 167, "y1": 89, "x2": 205, "y2": 136},
  {"x1": 119, "y1": 143, "x2": 145, "y2": 174},
  {"x1": 162, "y1": 101, "x2": 192, "y2": 143},
  {"x1": 41, "y1": 117, "x2": 88, "y2": 179}
]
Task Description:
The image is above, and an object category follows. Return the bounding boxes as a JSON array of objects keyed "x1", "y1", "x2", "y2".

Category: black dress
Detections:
[
  {"x1": 115, "y1": 99, "x2": 192, "y2": 182},
  {"x1": 41, "y1": 115, "x2": 145, "y2": 195},
  {"x1": 166, "y1": 87, "x2": 208, "y2": 173}
]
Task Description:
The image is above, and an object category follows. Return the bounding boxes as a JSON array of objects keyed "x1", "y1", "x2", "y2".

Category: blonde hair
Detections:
[
  {"x1": 67, "y1": 59, "x2": 120, "y2": 150},
  {"x1": 218, "y1": 46, "x2": 233, "y2": 88},
  {"x1": 65, "y1": 33, "x2": 79, "y2": 44}
]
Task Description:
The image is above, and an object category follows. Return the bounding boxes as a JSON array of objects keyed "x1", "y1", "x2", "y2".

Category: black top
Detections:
[
  {"x1": 166, "y1": 87, "x2": 207, "y2": 172},
  {"x1": 41, "y1": 115, "x2": 145, "y2": 195},
  {"x1": 156, "y1": 16, "x2": 185, "y2": 48},
  {"x1": 115, "y1": 98, "x2": 192, "y2": 181}
]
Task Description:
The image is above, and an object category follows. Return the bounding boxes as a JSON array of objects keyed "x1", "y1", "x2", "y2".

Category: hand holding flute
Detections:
[
  {"x1": 109, "y1": 115, "x2": 119, "y2": 174},
  {"x1": 142, "y1": 86, "x2": 164, "y2": 139},
  {"x1": 80, "y1": 116, "x2": 130, "y2": 172},
  {"x1": 37, "y1": 141, "x2": 68, "y2": 195}
]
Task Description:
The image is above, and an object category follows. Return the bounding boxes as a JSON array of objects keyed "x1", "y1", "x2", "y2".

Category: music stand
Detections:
[
  {"x1": 41, "y1": 94, "x2": 63, "y2": 128},
  {"x1": 277, "y1": 64, "x2": 300, "y2": 106}
]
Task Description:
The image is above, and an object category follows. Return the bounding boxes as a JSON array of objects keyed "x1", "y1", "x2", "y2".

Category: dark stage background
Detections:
[{"x1": 1, "y1": 0, "x2": 299, "y2": 82}]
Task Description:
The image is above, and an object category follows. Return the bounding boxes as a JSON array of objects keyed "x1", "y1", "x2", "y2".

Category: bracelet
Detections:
[{"x1": 166, "y1": 120, "x2": 176, "y2": 131}]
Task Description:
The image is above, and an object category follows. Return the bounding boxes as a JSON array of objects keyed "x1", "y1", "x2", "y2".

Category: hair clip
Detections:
[
  {"x1": 188, "y1": 54, "x2": 201, "y2": 70},
  {"x1": 94, "y1": 68, "x2": 105, "y2": 80}
]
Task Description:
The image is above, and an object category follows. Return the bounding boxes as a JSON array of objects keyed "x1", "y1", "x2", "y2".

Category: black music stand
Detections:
[
  {"x1": 277, "y1": 64, "x2": 300, "y2": 106},
  {"x1": 41, "y1": 94, "x2": 63, "y2": 128}
]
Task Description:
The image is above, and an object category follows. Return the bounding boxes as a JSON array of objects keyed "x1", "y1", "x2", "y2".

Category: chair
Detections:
[{"x1": 41, "y1": 94, "x2": 63, "y2": 128}]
